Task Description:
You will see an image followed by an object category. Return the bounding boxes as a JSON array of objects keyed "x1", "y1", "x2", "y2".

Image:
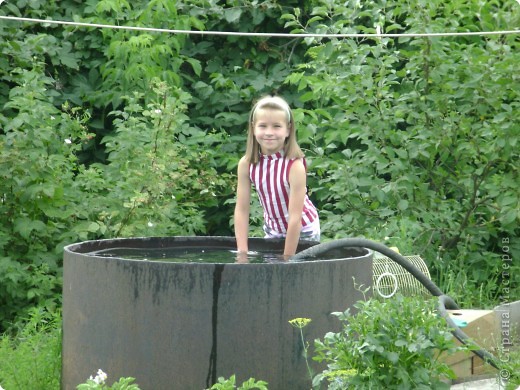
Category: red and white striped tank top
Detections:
[{"x1": 249, "y1": 151, "x2": 319, "y2": 236}]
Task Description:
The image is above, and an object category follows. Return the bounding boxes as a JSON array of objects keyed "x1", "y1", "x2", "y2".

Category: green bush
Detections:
[
  {"x1": 313, "y1": 295, "x2": 462, "y2": 389},
  {"x1": 283, "y1": 0, "x2": 520, "y2": 306},
  {"x1": 77, "y1": 79, "x2": 232, "y2": 238},
  {"x1": 0, "y1": 307, "x2": 61, "y2": 390},
  {"x1": 0, "y1": 67, "x2": 232, "y2": 330},
  {"x1": 0, "y1": 65, "x2": 89, "y2": 329}
]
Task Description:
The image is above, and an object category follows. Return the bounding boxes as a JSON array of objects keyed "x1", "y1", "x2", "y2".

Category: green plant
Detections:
[
  {"x1": 289, "y1": 317, "x2": 314, "y2": 386},
  {"x1": 0, "y1": 66, "x2": 233, "y2": 329},
  {"x1": 496, "y1": 329, "x2": 520, "y2": 390},
  {"x1": 76, "y1": 369, "x2": 140, "y2": 390},
  {"x1": 0, "y1": 63, "x2": 90, "y2": 330},
  {"x1": 207, "y1": 374, "x2": 268, "y2": 390},
  {"x1": 313, "y1": 295, "x2": 463, "y2": 389},
  {"x1": 87, "y1": 79, "x2": 232, "y2": 238},
  {"x1": 0, "y1": 307, "x2": 61, "y2": 390},
  {"x1": 502, "y1": 353, "x2": 520, "y2": 390},
  {"x1": 282, "y1": 0, "x2": 520, "y2": 307}
]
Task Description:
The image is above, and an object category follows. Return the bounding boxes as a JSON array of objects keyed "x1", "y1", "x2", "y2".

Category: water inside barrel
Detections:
[
  {"x1": 88, "y1": 246, "x2": 279, "y2": 263},
  {"x1": 87, "y1": 244, "x2": 366, "y2": 263}
]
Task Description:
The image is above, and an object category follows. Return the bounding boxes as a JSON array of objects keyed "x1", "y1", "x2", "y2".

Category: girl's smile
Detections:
[{"x1": 253, "y1": 108, "x2": 290, "y2": 155}]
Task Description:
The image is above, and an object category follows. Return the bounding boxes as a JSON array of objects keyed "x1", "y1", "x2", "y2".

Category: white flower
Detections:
[
  {"x1": 64, "y1": 138, "x2": 72, "y2": 144},
  {"x1": 91, "y1": 369, "x2": 107, "y2": 385},
  {"x1": 50, "y1": 116, "x2": 56, "y2": 120},
  {"x1": 147, "y1": 221, "x2": 154, "y2": 227},
  {"x1": 97, "y1": 369, "x2": 107, "y2": 380},
  {"x1": 154, "y1": 109, "x2": 162, "y2": 114}
]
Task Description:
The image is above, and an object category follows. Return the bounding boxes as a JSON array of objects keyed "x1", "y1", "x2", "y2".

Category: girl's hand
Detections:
[{"x1": 235, "y1": 250, "x2": 249, "y2": 263}]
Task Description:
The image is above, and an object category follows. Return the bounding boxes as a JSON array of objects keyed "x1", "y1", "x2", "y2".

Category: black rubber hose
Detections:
[
  {"x1": 291, "y1": 237, "x2": 501, "y2": 370},
  {"x1": 438, "y1": 294, "x2": 500, "y2": 369},
  {"x1": 291, "y1": 238, "x2": 444, "y2": 297}
]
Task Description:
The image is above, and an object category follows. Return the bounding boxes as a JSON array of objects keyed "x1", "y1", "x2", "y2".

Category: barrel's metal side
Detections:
[{"x1": 62, "y1": 237, "x2": 372, "y2": 390}]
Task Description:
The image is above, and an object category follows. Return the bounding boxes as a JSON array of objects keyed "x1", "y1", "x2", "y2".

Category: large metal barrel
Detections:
[{"x1": 62, "y1": 236, "x2": 372, "y2": 390}]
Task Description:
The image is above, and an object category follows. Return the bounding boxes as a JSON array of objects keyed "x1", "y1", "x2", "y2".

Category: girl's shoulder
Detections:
[
  {"x1": 238, "y1": 155, "x2": 252, "y2": 166},
  {"x1": 287, "y1": 157, "x2": 306, "y2": 169},
  {"x1": 287, "y1": 156, "x2": 307, "y2": 169},
  {"x1": 237, "y1": 155, "x2": 251, "y2": 174}
]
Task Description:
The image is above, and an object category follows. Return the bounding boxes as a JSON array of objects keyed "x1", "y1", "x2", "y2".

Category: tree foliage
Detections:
[
  {"x1": 283, "y1": 0, "x2": 519, "y2": 304},
  {"x1": 0, "y1": 0, "x2": 518, "y2": 329}
]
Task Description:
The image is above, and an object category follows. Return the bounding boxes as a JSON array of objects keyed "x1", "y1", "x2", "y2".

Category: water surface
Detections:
[
  {"x1": 88, "y1": 244, "x2": 365, "y2": 263},
  {"x1": 89, "y1": 246, "x2": 282, "y2": 263}
]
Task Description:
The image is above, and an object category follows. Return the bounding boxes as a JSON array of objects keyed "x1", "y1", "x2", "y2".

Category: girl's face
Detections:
[{"x1": 253, "y1": 108, "x2": 290, "y2": 155}]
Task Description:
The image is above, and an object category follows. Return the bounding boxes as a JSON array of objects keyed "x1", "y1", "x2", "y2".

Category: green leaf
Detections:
[
  {"x1": 87, "y1": 222, "x2": 100, "y2": 233},
  {"x1": 386, "y1": 351, "x2": 399, "y2": 363},
  {"x1": 190, "y1": 16, "x2": 206, "y2": 31},
  {"x1": 60, "y1": 53, "x2": 79, "y2": 69},
  {"x1": 14, "y1": 218, "x2": 47, "y2": 240},
  {"x1": 397, "y1": 199, "x2": 409, "y2": 211},
  {"x1": 185, "y1": 58, "x2": 202, "y2": 76},
  {"x1": 224, "y1": 8, "x2": 242, "y2": 23},
  {"x1": 394, "y1": 339, "x2": 407, "y2": 347}
]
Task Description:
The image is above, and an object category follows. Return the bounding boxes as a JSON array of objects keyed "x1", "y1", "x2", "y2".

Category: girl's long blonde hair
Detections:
[{"x1": 244, "y1": 95, "x2": 304, "y2": 164}]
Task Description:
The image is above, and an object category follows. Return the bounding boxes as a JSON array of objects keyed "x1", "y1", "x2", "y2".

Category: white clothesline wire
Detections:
[{"x1": 1, "y1": 15, "x2": 519, "y2": 39}]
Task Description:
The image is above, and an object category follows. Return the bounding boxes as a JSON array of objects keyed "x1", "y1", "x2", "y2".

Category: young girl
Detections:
[{"x1": 234, "y1": 95, "x2": 320, "y2": 259}]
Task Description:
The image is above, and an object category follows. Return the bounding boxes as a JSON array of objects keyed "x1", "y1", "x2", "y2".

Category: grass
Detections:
[{"x1": 0, "y1": 307, "x2": 61, "y2": 390}]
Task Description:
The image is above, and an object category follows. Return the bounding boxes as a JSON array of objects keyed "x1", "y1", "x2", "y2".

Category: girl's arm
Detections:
[
  {"x1": 234, "y1": 156, "x2": 251, "y2": 254},
  {"x1": 284, "y1": 159, "x2": 307, "y2": 257}
]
